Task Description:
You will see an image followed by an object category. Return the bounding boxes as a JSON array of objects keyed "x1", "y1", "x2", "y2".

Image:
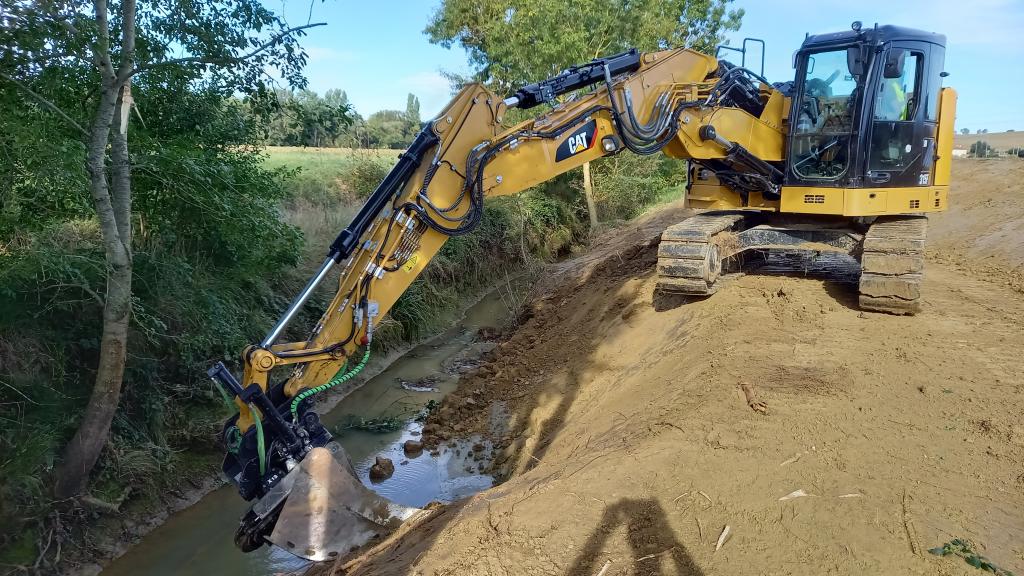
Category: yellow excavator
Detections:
[{"x1": 206, "y1": 22, "x2": 955, "y2": 560}]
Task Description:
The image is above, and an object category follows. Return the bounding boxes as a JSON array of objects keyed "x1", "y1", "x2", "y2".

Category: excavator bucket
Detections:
[{"x1": 263, "y1": 444, "x2": 420, "y2": 561}]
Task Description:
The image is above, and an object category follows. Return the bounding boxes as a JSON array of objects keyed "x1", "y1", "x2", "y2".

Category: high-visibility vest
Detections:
[{"x1": 892, "y1": 80, "x2": 907, "y2": 120}]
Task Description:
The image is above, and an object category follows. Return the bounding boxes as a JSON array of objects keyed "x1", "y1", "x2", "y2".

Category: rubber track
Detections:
[
  {"x1": 656, "y1": 212, "x2": 746, "y2": 295},
  {"x1": 858, "y1": 215, "x2": 927, "y2": 315}
]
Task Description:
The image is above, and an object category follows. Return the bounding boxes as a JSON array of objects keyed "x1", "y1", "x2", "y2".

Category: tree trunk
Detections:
[
  {"x1": 582, "y1": 161, "x2": 598, "y2": 227},
  {"x1": 53, "y1": 81, "x2": 133, "y2": 499}
]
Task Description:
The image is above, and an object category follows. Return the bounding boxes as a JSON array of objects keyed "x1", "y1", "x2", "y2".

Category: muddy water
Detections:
[{"x1": 100, "y1": 278, "x2": 527, "y2": 576}]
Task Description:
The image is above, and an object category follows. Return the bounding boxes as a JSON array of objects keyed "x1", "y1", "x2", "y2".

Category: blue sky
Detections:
[{"x1": 282, "y1": 0, "x2": 1024, "y2": 132}]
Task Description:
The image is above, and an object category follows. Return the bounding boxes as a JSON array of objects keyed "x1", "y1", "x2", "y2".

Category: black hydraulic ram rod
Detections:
[
  {"x1": 260, "y1": 127, "x2": 440, "y2": 347},
  {"x1": 505, "y1": 48, "x2": 642, "y2": 109}
]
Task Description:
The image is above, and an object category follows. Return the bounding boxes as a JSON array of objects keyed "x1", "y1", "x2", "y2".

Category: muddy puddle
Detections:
[{"x1": 100, "y1": 276, "x2": 528, "y2": 576}]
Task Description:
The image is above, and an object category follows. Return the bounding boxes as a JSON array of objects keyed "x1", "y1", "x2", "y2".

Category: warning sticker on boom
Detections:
[{"x1": 403, "y1": 253, "x2": 420, "y2": 272}]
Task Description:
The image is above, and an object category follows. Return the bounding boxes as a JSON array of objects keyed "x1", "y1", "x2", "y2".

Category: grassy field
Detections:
[
  {"x1": 954, "y1": 130, "x2": 1024, "y2": 152},
  {"x1": 264, "y1": 146, "x2": 400, "y2": 203}
]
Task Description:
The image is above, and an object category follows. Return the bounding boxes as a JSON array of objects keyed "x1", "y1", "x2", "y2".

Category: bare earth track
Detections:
[{"x1": 319, "y1": 160, "x2": 1024, "y2": 576}]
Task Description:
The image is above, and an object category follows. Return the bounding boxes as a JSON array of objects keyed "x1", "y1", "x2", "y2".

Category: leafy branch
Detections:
[
  {"x1": 123, "y1": 22, "x2": 326, "y2": 80},
  {"x1": 929, "y1": 539, "x2": 1016, "y2": 575}
]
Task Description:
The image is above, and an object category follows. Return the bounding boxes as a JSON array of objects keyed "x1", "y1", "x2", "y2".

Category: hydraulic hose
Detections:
[
  {"x1": 248, "y1": 402, "x2": 266, "y2": 476},
  {"x1": 289, "y1": 348, "x2": 371, "y2": 422}
]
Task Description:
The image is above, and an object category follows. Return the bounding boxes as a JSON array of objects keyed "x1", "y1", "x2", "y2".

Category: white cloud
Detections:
[{"x1": 399, "y1": 71, "x2": 458, "y2": 118}]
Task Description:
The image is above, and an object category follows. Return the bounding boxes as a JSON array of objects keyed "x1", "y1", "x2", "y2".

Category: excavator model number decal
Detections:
[{"x1": 555, "y1": 120, "x2": 597, "y2": 161}]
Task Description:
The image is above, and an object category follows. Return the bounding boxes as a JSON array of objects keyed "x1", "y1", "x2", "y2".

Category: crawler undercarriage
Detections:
[{"x1": 656, "y1": 211, "x2": 927, "y2": 315}]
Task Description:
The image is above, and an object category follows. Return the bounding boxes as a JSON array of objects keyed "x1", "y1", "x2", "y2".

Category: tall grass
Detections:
[{"x1": 264, "y1": 147, "x2": 398, "y2": 204}]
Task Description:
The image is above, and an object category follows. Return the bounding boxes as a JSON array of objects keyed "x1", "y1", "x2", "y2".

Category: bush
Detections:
[
  {"x1": 587, "y1": 154, "x2": 688, "y2": 220},
  {"x1": 969, "y1": 140, "x2": 993, "y2": 158}
]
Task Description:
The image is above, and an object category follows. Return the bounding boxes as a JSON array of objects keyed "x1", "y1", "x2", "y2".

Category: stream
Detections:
[{"x1": 100, "y1": 278, "x2": 527, "y2": 576}]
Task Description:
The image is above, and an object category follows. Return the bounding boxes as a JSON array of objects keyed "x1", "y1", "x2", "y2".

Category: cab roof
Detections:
[{"x1": 801, "y1": 24, "x2": 946, "y2": 50}]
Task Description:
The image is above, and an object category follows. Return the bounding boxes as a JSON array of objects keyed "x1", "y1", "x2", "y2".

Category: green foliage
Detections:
[
  {"x1": 970, "y1": 140, "x2": 993, "y2": 157},
  {"x1": 589, "y1": 155, "x2": 687, "y2": 220},
  {"x1": 263, "y1": 148, "x2": 398, "y2": 204},
  {"x1": 334, "y1": 415, "x2": 406, "y2": 434},
  {"x1": 343, "y1": 151, "x2": 395, "y2": 197},
  {"x1": 261, "y1": 90, "x2": 423, "y2": 150},
  {"x1": 426, "y1": 0, "x2": 743, "y2": 92},
  {"x1": 361, "y1": 99, "x2": 424, "y2": 149},
  {"x1": 0, "y1": 60, "x2": 302, "y2": 552},
  {"x1": 929, "y1": 539, "x2": 1015, "y2": 575},
  {"x1": 262, "y1": 89, "x2": 356, "y2": 147}
]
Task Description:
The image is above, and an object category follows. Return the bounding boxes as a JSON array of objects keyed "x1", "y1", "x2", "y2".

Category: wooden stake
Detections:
[{"x1": 583, "y1": 161, "x2": 598, "y2": 227}]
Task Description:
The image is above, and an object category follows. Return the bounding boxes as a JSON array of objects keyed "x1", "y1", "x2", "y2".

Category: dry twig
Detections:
[
  {"x1": 902, "y1": 489, "x2": 922, "y2": 555},
  {"x1": 740, "y1": 383, "x2": 768, "y2": 414},
  {"x1": 715, "y1": 525, "x2": 732, "y2": 552}
]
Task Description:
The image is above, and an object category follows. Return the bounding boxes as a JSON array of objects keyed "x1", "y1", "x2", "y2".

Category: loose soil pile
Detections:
[{"x1": 320, "y1": 159, "x2": 1024, "y2": 576}]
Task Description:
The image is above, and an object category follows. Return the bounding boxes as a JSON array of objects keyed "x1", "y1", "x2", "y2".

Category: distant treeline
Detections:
[{"x1": 260, "y1": 89, "x2": 423, "y2": 149}]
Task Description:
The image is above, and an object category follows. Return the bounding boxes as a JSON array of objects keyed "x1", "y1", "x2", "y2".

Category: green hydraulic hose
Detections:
[
  {"x1": 289, "y1": 347, "x2": 371, "y2": 422},
  {"x1": 248, "y1": 403, "x2": 266, "y2": 476}
]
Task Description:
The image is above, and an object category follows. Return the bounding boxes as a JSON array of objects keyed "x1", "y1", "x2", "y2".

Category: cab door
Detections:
[{"x1": 865, "y1": 42, "x2": 943, "y2": 187}]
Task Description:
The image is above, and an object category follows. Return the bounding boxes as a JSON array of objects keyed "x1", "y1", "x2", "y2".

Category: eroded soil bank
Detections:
[{"x1": 321, "y1": 160, "x2": 1024, "y2": 576}]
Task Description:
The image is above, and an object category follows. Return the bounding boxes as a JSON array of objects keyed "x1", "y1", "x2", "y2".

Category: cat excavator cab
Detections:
[{"x1": 207, "y1": 22, "x2": 955, "y2": 561}]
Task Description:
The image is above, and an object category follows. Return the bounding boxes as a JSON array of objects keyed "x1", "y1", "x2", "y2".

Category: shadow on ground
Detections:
[{"x1": 568, "y1": 498, "x2": 704, "y2": 576}]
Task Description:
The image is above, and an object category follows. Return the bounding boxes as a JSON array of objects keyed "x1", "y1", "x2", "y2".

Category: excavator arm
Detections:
[{"x1": 207, "y1": 45, "x2": 788, "y2": 558}]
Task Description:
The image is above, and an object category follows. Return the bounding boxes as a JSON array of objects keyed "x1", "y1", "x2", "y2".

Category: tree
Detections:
[
  {"x1": 1, "y1": 0, "x2": 316, "y2": 499},
  {"x1": 426, "y1": 0, "x2": 743, "y2": 223},
  {"x1": 970, "y1": 140, "x2": 992, "y2": 157},
  {"x1": 365, "y1": 109, "x2": 410, "y2": 148},
  {"x1": 426, "y1": 0, "x2": 743, "y2": 94},
  {"x1": 293, "y1": 90, "x2": 355, "y2": 146},
  {"x1": 405, "y1": 93, "x2": 422, "y2": 135},
  {"x1": 960, "y1": 128, "x2": 971, "y2": 135}
]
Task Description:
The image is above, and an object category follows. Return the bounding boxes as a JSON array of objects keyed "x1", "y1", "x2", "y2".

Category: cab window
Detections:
[
  {"x1": 869, "y1": 51, "x2": 924, "y2": 173},
  {"x1": 875, "y1": 52, "x2": 920, "y2": 121},
  {"x1": 791, "y1": 48, "x2": 861, "y2": 180}
]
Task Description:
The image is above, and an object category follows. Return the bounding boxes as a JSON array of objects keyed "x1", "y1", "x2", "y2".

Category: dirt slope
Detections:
[
  {"x1": 929, "y1": 159, "x2": 1024, "y2": 294},
  {"x1": 323, "y1": 166, "x2": 1024, "y2": 576}
]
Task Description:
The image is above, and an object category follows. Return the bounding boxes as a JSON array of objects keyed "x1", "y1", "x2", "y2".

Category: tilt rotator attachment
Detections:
[{"x1": 208, "y1": 362, "x2": 418, "y2": 559}]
